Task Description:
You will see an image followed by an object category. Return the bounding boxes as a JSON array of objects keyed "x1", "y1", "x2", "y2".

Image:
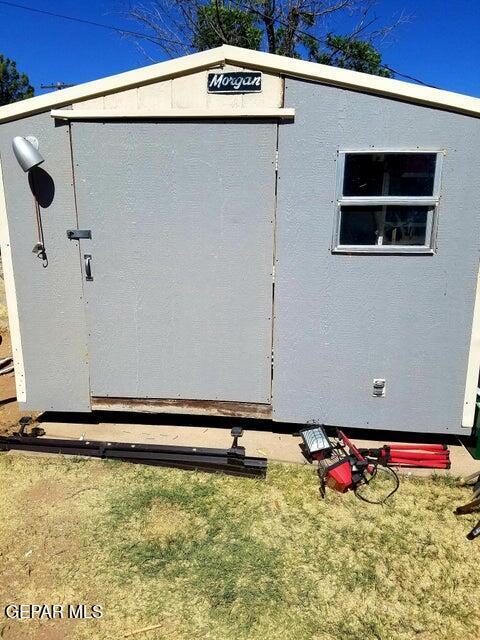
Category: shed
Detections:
[{"x1": 0, "y1": 45, "x2": 479, "y2": 435}]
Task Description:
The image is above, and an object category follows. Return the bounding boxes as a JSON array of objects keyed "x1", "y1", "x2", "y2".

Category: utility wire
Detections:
[
  {"x1": 232, "y1": 0, "x2": 439, "y2": 87},
  {"x1": 0, "y1": 0, "x2": 159, "y2": 41},
  {"x1": 379, "y1": 66, "x2": 438, "y2": 87},
  {"x1": 41, "y1": 82, "x2": 75, "y2": 90},
  {"x1": 0, "y1": 0, "x2": 437, "y2": 88}
]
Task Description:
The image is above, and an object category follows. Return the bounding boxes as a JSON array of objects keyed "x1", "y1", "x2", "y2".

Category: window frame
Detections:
[{"x1": 332, "y1": 149, "x2": 444, "y2": 255}]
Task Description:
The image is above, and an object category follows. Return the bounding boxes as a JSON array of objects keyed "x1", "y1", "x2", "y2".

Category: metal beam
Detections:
[{"x1": 0, "y1": 434, "x2": 267, "y2": 479}]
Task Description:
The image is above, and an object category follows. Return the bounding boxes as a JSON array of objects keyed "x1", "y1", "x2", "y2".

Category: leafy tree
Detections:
[
  {"x1": 128, "y1": 0, "x2": 402, "y2": 78},
  {"x1": 305, "y1": 34, "x2": 393, "y2": 77},
  {"x1": 0, "y1": 55, "x2": 34, "y2": 106},
  {"x1": 193, "y1": 1, "x2": 262, "y2": 50}
]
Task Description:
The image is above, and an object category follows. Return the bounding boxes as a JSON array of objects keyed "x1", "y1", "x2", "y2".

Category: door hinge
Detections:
[{"x1": 66, "y1": 229, "x2": 92, "y2": 240}]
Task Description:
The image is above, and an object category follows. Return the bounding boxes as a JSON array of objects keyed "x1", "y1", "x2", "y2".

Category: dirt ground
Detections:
[
  {"x1": 0, "y1": 329, "x2": 35, "y2": 434},
  {"x1": 0, "y1": 257, "x2": 32, "y2": 435},
  {"x1": 0, "y1": 257, "x2": 27, "y2": 435}
]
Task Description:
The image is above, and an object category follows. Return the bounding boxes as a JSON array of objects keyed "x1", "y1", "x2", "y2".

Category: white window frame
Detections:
[{"x1": 332, "y1": 149, "x2": 444, "y2": 254}]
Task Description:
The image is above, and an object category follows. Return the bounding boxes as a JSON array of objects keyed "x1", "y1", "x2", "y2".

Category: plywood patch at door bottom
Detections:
[{"x1": 91, "y1": 397, "x2": 272, "y2": 419}]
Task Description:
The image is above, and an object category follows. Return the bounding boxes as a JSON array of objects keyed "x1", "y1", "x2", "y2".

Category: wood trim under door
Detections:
[{"x1": 91, "y1": 397, "x2": 272, "y2": 419}]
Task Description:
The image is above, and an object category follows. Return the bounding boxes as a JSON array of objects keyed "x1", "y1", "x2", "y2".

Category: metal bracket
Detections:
[{"x1": 66, "y1": 229, "x2": 91, "y2": 240}]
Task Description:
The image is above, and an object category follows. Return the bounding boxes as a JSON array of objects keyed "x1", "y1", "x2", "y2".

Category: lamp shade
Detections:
[{"x1": 12, "y1": 136, "x2": 44, "y2": 172}]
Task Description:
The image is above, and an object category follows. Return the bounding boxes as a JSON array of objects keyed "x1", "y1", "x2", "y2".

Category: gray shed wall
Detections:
[
  {"x1": 0, "y1": 114, "x2": 90, "y2": 412},
  {"x1": 273, "y1": 78, "x2": 480, "y2": 433},
  {"x1": 1, "y1": 78, "x2": 479, "y2": 432}
]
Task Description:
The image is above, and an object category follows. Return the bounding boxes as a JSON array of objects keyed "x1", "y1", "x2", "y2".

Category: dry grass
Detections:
[{"x1": 0, "y1": 455, "x2": 479, "y2": 640}]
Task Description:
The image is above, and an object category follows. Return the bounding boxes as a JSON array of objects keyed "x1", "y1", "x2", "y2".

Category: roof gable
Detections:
[{"x1": 1, "y1": 45, "x2": 480, "y2": 123}]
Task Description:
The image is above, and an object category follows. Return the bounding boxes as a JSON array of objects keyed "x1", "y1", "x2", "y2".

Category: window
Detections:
[{"x1": 333, "y1": 151, "x2": 443, "y2": 253}]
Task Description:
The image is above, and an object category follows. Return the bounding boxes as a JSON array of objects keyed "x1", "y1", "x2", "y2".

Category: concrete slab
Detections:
[
  {"x1": 39, "y1": 421, "x2": 307, "y2": 464},
  {"x1": 35, "y1": 419, "x2": 480, "y2": 478}
]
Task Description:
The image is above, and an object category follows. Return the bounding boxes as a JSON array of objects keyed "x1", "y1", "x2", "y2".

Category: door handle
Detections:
[{"x1": 84, "y1": 254, "x2": 93, "y2": 281}]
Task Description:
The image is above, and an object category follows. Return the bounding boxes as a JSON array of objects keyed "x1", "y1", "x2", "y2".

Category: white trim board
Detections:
[
  {"x1": 463, "y1": 262, "x2": 480, "y2": 427},
  {"x1": 0, "y1": 156, "x2": 26, "y2": 401},
  {"x1": 51, "y1": 107, "x2": 295, "y2": 120},
  {"x1": 1, "y1": 46, "x2": 480, "y2": 123}
]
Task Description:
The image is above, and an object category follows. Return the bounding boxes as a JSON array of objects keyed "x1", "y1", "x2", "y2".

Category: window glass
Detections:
[
  {"x1": 339, "y1": 206, "x2": 379, "y2": 245},
  {"x1": 383, "y1": 206, "x2": 428, "y2": 245},
  {"x1": 339, "y1": 206, "x2": 429, "y2": 247},
  {"x1": 343, "y1": 153, "x2": 436, "y2": 197}
]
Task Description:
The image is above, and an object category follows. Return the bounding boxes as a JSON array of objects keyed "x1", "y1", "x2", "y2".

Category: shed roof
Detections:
[{"x1": 1, "y1": 45, "x2": 480, "y2": 123}]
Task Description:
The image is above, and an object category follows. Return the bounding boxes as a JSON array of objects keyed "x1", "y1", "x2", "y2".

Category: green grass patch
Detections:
[{"x1": 0, "y1": 456, "x2": 479, "y2": 640}]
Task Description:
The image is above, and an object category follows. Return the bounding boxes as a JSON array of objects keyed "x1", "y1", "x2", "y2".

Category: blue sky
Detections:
[{"x1": 0, "y1": 1, "x2": 479, "y2": 97}]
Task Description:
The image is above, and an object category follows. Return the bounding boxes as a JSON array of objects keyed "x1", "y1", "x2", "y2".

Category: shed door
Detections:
[{"x1": 71, "y1": 121, "x2": 276, "y2": 403}]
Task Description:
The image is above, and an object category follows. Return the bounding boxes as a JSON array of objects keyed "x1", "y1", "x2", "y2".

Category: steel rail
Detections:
[{"x1": 0, "y1": 434, "x2": 267, "y2": 478}]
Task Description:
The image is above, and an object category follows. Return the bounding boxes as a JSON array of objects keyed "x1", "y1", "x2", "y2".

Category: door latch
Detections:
[
  {"x1": 66, "y1": 229, "x2": 91, "y2": 240},
  {"x1": 84, "y1": 254, "x2": 93, "y2": 281}
]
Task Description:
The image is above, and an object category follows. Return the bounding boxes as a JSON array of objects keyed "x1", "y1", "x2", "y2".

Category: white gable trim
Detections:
[
  {"x1": 0, "y1": 157, "x2": 26, "y2": 401},
  {"x1": 463, "y1": 262, "x2": 480, "y2": 427},
  {"x1": 1, "y1": 45, "x2": 480, "y2": 123},
  {"x1": 0, "y1": 47, "x2": 224, "y2": 123},
  {"x1": 223, "y1": 47, "x2": 480, "y2": 118},
  {"x1": 50, "y1": 107, "x2": 294, "y2": 120}
]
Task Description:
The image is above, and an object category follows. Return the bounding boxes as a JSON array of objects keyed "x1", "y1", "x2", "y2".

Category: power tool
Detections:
[{"x1": 299, "y1": 425, "x2": 450, "y2": 504}]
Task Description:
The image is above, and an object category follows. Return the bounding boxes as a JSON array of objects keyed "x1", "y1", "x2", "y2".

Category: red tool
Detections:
[
  {"x1": 299, "y1": 426, "x2": 399, "y2": 504},
  {"x1": 299, "y1": 425, "x2": 451, "y2": 504},
  {"x1": 359, "y1": 443, "x2": 450, "y2": 469}
]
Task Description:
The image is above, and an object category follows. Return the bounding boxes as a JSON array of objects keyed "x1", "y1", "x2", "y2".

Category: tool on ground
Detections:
[
  {"x1": 0, "y1": 422, "x2": 267, "y2": 479},
  {"x1": 454, "y1": 469, "x2": 480, "y2": 540},
  {"x1": 299, "y1": 425, "x2": 451, "y2": 504},
  {"x1": 357, "y1": 443, "x2": 450, "y2": 469},
  {"x1": 299, "y1": 425, "x2": 399, "y2": 504}
]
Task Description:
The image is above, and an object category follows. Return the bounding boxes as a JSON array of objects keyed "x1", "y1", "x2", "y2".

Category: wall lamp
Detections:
[
  {"x1": 12, "y1": 136, "x2": 48, "y2": 266},
  {"x1": 12, "y1": 136, "x2": 44, "y2": 172}
]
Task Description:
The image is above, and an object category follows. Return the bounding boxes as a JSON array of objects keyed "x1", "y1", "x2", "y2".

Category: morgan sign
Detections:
[{"x1": 207, "y1": 72, "x2": 262, "y2": 93}]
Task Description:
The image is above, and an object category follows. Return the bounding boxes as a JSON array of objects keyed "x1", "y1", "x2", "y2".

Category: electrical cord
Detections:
[
  {"x1": 354, "y1": 461, "x2": 399, "y2": 505},
  {"x1": 30, "y1": 170, "x2": 48, "y2": 268}
]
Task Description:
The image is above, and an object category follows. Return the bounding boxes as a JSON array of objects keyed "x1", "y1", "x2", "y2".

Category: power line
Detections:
[
  {"x1": 40, "y1": 82, "x2": 75, "y2": 90},
  {"x1": 0, "y1": 0, "x2": 437, "y2": 88},
  {"x1": 379, "y1": 65, "x2": 438, "y2": 87},
  {"x1": 0, "y1": 0, "x2": 158, "y2": 41},
  {"x1": 232, "y1": 0, "x2": 438, "y2": 87}
]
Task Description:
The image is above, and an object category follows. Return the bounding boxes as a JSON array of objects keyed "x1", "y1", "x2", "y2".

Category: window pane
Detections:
[
  {"x1": 382, "y1": 206, "x2": 428, "y2": 245},
  {"x1": 339, "y1": 206, "x2": 430, "y2": 247},
  {"x1": 339, "y1": 206, "x2": 380, "y2": 245},
  {"x1": 343, "y1": 153, "x2": 436, "y2": 197}
]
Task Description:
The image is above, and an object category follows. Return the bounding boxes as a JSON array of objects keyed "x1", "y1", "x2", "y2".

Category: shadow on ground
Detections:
[{"x1": 37, "y1": 409, "x2": 474, "y2": 449}]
